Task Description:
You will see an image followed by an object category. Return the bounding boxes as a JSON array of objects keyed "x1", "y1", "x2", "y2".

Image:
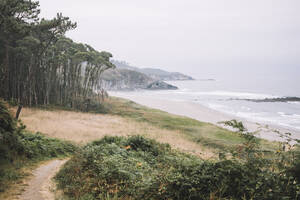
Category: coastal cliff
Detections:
[
  {"x1": 99, "y1": 60, "x2": 193, "y2": 90},
  {"x1": 111, "y1": 60, "x2": 194, "y2": 81},
  {"x1": 100, "y1": 68, "x2": 178, "y2": 91}
]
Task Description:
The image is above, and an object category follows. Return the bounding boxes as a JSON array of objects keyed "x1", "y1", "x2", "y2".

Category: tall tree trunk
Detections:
[
  {"x1": 1, "y1": 42, "x2": 10, "y2": 99},
  {"x1": 15, "y1": 104, "x2": 23, "y2": 119}
]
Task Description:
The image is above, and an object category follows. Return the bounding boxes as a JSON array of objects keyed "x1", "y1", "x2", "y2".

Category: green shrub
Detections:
[
  {"x1": 0, "y1": 100, "x2": 15, "y2": 132},
  {"x1": 0, "y1": 99, "x2": 20, "y2": 162},
  {"x1": 162, "y1": 160, "x2": 299, "y2": 200},
  {"x1": 19, "y1": 132, "x2": 77, "y2": 159},
  {"x1": 56, "y1": 135, "x2": 300, "y2": 200},
  {"x1": 56, "y1": 136, "x2": 195, "y2": 199}
]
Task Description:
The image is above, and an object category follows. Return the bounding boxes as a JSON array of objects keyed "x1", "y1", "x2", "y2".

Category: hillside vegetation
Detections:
[
  {"x1": 17, "y1": 97, "x2": 284, "y2": 156},
  {"x1": 2, "y1": 96, "x2": 300, "y2": 200},
  {"x1": 2, "y1": 1, "x2": 299, "y2": 200},
  {"x1": 14, "y1": 97, "x2": 300, "y2": 199},
  {"x1": 106, "y1": 97, "x2": 277, "y2": 152},
  {"x1": 48, "y1": 97, "x2": 299, "y2": 200},
  {"x1": 0, "y1": 100, "x2": 77, "y2": 195},
  {"x1": 56, "y1": 135, "x2": 300, "y2": 200},
  {"x1": 16, "y1": 98, "x2": 223, "y2": 158}
]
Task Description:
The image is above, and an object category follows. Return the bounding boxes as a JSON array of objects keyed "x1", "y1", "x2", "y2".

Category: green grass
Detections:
[
  {"x1": 105, "y1": 97, "x2": 277, "y2": 152},
  {"x1": 15, "y1": 96, "x2": 279, "y2": 153}
]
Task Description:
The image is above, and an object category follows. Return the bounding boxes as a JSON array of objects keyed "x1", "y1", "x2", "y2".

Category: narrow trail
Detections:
[{"x1": 18, "y1": 159, "x2": 68, "y2": 200}]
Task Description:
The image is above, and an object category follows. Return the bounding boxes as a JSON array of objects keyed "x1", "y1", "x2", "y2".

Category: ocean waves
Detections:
[
  {"x1": 205, "y1": 102, "x2": 300, "y2": 131},
  {"x1": 175, "y1": 90, "x2": 278, "y2": 100}
]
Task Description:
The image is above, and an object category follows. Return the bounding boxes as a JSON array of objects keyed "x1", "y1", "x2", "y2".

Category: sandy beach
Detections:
[{"x1": 110, "y1": 92, "x2": 300, "y2": 142}]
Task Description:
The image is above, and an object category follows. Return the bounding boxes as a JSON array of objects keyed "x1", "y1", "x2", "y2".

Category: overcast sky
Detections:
[{"x1": 38, "y1": 0, "x2": 299, "y2": 79}]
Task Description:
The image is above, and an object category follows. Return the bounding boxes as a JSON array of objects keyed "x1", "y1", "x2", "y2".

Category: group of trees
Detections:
[{"x1": 0, "y1": 0, "x2": 115, "y2": 107}]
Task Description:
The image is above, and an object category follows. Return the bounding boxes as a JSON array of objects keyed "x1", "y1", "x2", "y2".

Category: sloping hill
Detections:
[
  {"x1": 111, "y1": 60, "x2": 194, "y2": 81},
  {"x1": 100, "y1": 68, "x2": 178, "y2": 91},
  {"x1": 139, "y1": 68, "x2": 194, "y2": 81}
]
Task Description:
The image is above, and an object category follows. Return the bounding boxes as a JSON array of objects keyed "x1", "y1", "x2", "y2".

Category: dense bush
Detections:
[
  {"x1": 18, "y1": 132, "x2": 77, "y2": 159},
  {"x1": 56, "y1": 135, "x2": 300, "y2": 200},
  {"x1": 163, "y1": 159, "x2": 299, "y2": 200},
  {"x1": 0, "y1": 100, "x2": 27, "y2": 163}
]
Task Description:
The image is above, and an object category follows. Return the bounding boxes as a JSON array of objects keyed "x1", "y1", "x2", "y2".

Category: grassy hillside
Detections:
[
  {"x1": 52, "y1": 97, "x2": 299, "y2": 199},
  {"x1": 3, "y1": 97, "x2": 299, "y2": 199},
  {"x1": 17, "y1": 97, "x2": 278, "y2": 156},
  {"x1": 18, "y1": 106, "x2": 215, "y2": 158},
  {"x1": 106, "y1": 97, "x2": 278, "y2": 152}
]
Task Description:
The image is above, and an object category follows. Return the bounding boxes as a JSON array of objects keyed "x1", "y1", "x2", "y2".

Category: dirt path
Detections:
[{"x1": 18, "y1": 159, "x2": 68, "y2": 200}]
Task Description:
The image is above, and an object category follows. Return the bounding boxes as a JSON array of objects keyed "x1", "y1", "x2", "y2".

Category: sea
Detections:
[{"x1": 114, "y1": 76, "x2": 300, "y2": 133}]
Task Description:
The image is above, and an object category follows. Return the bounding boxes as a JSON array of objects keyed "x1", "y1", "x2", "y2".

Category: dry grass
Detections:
[
  {"x1": 19, "y1": 108, "x2": 132, "y2": 144},
  {"x1": 17, "y1": 108, "x2": 216, "y2": 159}
]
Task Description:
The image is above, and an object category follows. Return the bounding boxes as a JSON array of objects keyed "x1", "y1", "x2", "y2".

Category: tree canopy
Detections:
[{"x1": 0, "y1": 0, "x2": 115, "y2": 106}]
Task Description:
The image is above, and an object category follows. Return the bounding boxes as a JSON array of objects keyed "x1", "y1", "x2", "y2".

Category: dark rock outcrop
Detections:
[
  {"x1": 242, "y1": 97, "x2": 300, "y2": 103},
  {"x1": 146, "y1": 81, "x2": 178, "y2": 90}
]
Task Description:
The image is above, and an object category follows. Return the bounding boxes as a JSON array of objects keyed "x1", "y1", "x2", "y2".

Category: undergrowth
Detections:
[
  {"x1": 32, "y1": 96, "x2": 111, "y2": 114},
  {"x1": 0, "y1": 99, "x2": 77, "y2": 193},
  {"x1": 56, "y1": 135, "x2": 300, "y2": 200}
]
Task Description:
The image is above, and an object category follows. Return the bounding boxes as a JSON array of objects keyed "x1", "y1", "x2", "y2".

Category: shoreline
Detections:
[{"x1": 110, "y1": 91, "x2": 300, "y2": 142}]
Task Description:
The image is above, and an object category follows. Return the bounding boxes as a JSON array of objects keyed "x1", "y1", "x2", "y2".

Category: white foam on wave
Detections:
[
  {"x1": 277, "y1": 112, "x2": 300, "y2": 119},
  {"x1": 207, "y1": 103, "x2": 228, "y2": 111},
  {"x1": 241, "y1": 106, "x2": 251, "y2": 111},
  {"x1": 180, "y1": 88, "x2": 190, "y2": 92},
  {"x1": 288, "y1": 101, "x2": 300, "y2": 105},
  {"x1": 206, "y1": 103, "x2": 300, "y2": 131},
  {"x1": 236, "y1": 112, "x2": 300, "y2": 131},
  {"x1": 175, "y1": 90, "x2": 277, "y2": 99}
]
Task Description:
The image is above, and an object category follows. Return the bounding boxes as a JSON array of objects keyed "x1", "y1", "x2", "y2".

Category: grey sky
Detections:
[{"x1": 38, "y1": 0, "x2": 300, "y2": 79}]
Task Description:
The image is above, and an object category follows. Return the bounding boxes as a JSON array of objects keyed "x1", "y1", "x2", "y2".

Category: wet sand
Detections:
[{"x1": 110, "y1": 92, "x2": 300, "y2": 142}]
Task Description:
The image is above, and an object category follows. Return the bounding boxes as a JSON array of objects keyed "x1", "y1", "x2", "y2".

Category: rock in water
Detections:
[{"x1": 146, "y1": 81, "x2": 178, "y2": 90}]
